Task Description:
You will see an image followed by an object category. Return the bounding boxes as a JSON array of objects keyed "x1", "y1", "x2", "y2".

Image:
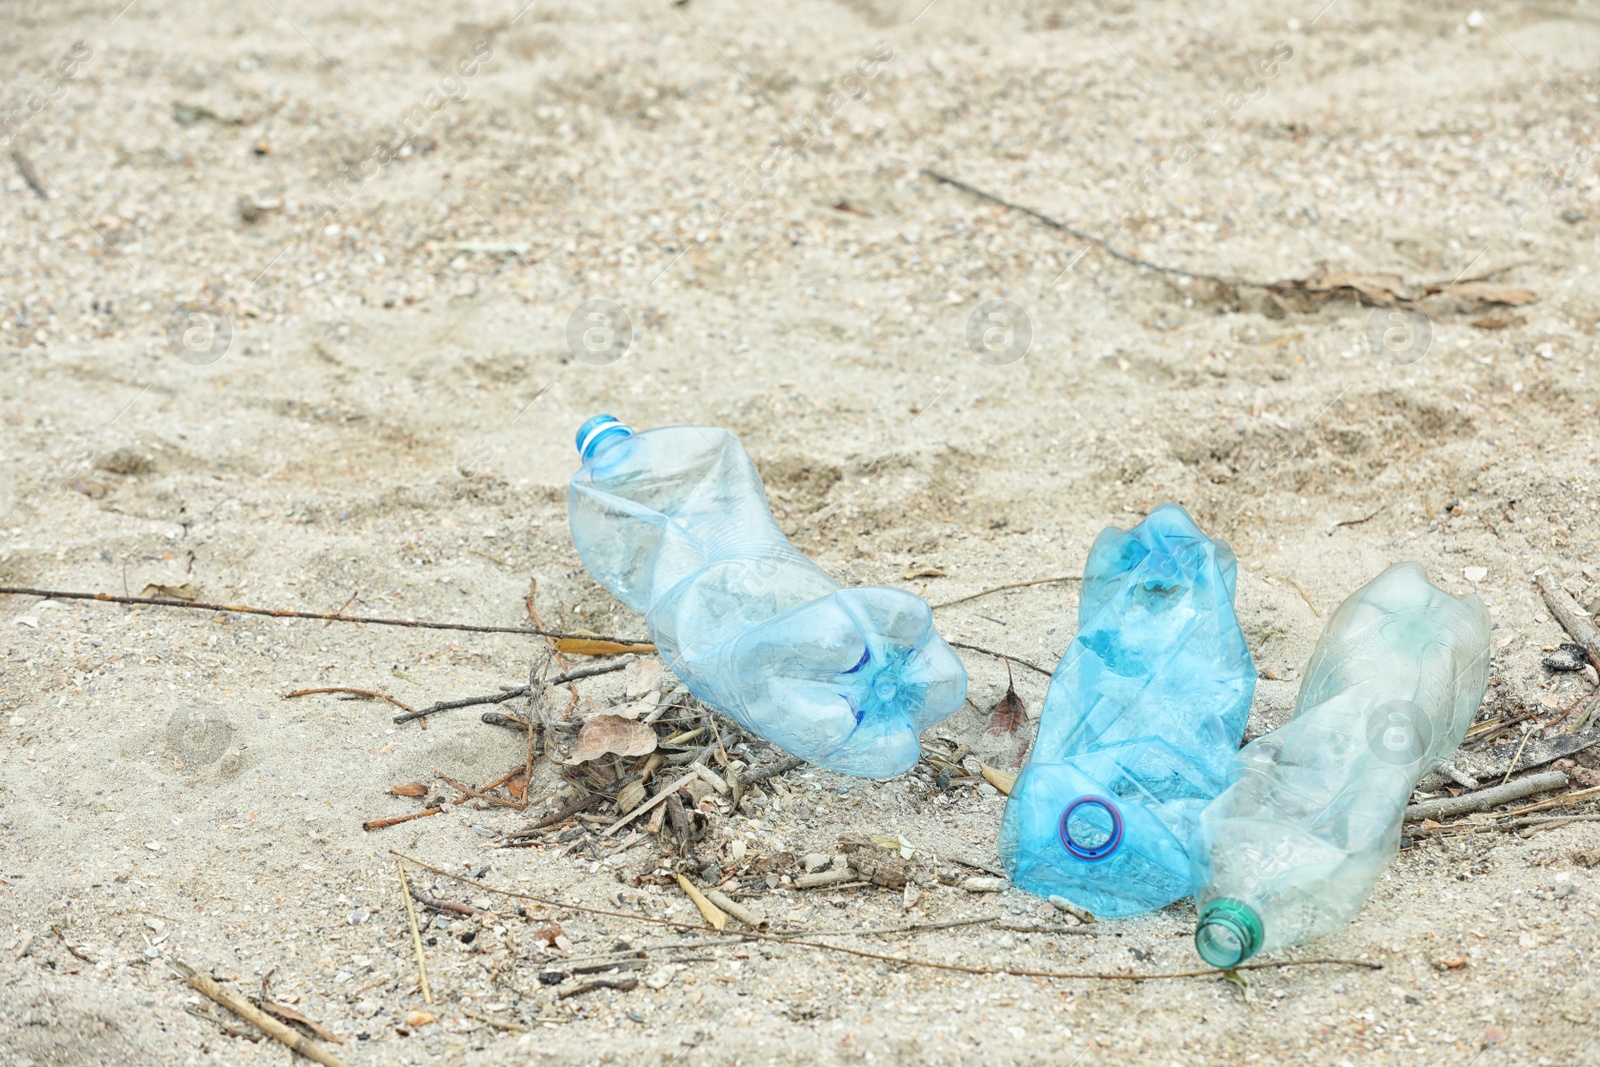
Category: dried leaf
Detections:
[
  {"x1": 988, "y1": 683, "x2": 1027, "y2": 735},
  {"x1": 506, "y1": 773, "x2": 528, "y2": 800},
  {"x1": 1443, "y1": 283, "x2": 1538, "y2": 306},
  {"x1": 624, "y1": 657, "x2": 666, "y2": 697},
  {"x1": 589, "y1": 699, "x2": 650, "y2": 721},
  {"x1": 902, "y1": 565, "x2": 947, "y2": 579},
  {"x1": 980, "y1": 764, "x2": 1017, "y2": 795},
  {"x1": 140, "y1": 582, "x2": 198, "y2": 601},
  {"x1": 1293, "y1": 269, "x2": 1414, "y2": 305},
  {"x1": 259, "y1": 1002, "x2": 343, "y2": 1043},
  {"x1": 530, "y1": 922, "x2": 565, "y2": 947},
  {"x1": 554, "y1": 638, "x2": 657, "y2": 656},
  {"x1": 568, "y1": 714, "x2": 658, "y2": 763},
  {"x1": 1470, "y1": 313, "x2": 1525, "y2": 330},
  {"x1": 387, "y1": 782, "x2": 428, "y2": 798}
]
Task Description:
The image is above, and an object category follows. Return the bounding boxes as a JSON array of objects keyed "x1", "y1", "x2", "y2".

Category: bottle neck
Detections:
[
  {"x1": 576, "y1": 414, "x2": 634, "y2": 462},
  {"x1": 1195, "y1": 899, "x2": 1263, "y2": 968}
]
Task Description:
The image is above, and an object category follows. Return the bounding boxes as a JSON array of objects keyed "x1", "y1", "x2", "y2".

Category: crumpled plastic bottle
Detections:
[
  {"x1": 998, "y1": 504, "x2": 1256, "y2": 917},
  {"x1": 567, "y1": 415, "x2": 967, "y2": 777},
  {"x1": 1191, "y1": 562, "x2": 1491, "y2": 968}
]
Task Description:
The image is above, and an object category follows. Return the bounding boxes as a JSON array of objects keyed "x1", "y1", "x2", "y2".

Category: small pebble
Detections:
[{"x1": 348, "y1": 910, "x2": 368, "y2": 925}]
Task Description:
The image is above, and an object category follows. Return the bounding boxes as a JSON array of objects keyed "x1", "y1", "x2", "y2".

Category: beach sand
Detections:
[{"x1": 3, "y1": 1, "x2": 1599, "y2": 1063}]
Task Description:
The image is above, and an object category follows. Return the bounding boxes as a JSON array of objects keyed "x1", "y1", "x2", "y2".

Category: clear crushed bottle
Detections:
[
  {"x1": 567, "y1": 415, "x2": 967, "y2": 777},
  {"x1": 999, "y1": 504, "x2": 1255, "y2": 917},
  {"x1": 1191, "y1": 562, "x2": 1491, "y2": 967}
]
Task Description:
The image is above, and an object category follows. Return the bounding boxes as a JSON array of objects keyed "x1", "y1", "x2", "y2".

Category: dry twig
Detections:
[
  {"x1": 392, "y1": 851, "x2": 1379, "y2": 983},
  {"x1": 284, "y1": 687, "x2": 415, "y2": 714},
  {"x1": 931, "y1": 576, "x2": 1080, "y2": 610},
  {"x1": 171, "y1": 960, "x2": 351, "y2": 1067},
  {"x1": 1404, "y1": 771, "x2": 1567, "y2": 822},
  {"x1": 396, "y1": 860, "x2": 433, "y2": 1004},
  {"x1": 947, "y1": 641, "x2": 1054, "y2": 678},
  {"x1": 0, "y1": 585, "x2": 645, "y2": 643},
  {"x1": 362, "y1": 807, "x2": 443, "y2": 832},
  {"x1": 392, "y1": 658, "x2": 634, "y2": 724}
]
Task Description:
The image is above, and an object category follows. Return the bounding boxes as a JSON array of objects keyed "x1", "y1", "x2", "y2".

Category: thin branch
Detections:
[
  {"x1": 925, "y1": 168, "x2": 1264, "y2": 288},
  {"x1": 1534, "y1": 575, "x2": 1600, "y2": 671},
  {"x1": 392, "y1": 658, "x2": 635, "y2": 724},
  {"x1": 390, "y1": 851, "x2": 1380, "y2": 983},
  {"x1": 923, "y1": 168, "x2": 1522, "y2": 309},
  {"x1": 0, "y1": 586, "x2": 645, "y2": 644},
  {"x1": 1330, "y1": 505, "x2": 1388, "y2": 531},
  {"x1": 284, "y1": 687, "x2": 415, "y2": 714},
  {"x1": 931, "y1": 575, "x2": 1081, "y2": 610},
  {"x1": 393, "y1": 689, "x2": 527, "y2": 725},
  {"x1": 739, "y1": 754, "x2": 805, "y2": 785},
  {"x1": 948, "y1": 641, "x2": 1054, "y2": 678}
]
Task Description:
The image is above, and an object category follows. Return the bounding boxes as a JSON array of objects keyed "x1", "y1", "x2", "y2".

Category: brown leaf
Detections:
[
  {"x1": 506, "y1": 773, "x2": 528, "y2": 800},
  {"x1": 259, "y1": 1002, "x2": 342, "y2": 1043},
  {"x1": 140, "y1": 582, "x2": 198, "y2": 601},
  {"x1": 387, "y1": 782, "x2": 428, "y2": 798},
  {"x1": 1444, "y1": 283, "x2": 1538, "y2": 306},
  {"x1": 623, "y1": 656, "x2": 666, "y2": 697},
  {"x1": 1293, "y1": 269, "x2": 1414, "y2": 305},
  {"x1": 555, "y1": 637, "x2": 657, "y2": 656},
  {"x1": 588, "y1": 699, "x2": 650, "y2": 721},
  {"x1": 987, "y1": 675, "x2": 1027, "y2": 735},
  {"x1": 980, "y1": 764, "x2": 1018, "y2": 795},
  {"x1": 567, "y1": 714, "x2": 658, "y2": 763}
]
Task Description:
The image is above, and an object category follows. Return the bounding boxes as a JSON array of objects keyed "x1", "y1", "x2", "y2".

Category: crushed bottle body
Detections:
[
  {"x1": 1000, "y1": 504, "x2": 1255, "y2": 917},
  {"x1": 569, "y1": 417, "x2": 966, "y2": 778},
  {"x1": 1192, "y1": 562, "x2": 1491, "y2": 966}
]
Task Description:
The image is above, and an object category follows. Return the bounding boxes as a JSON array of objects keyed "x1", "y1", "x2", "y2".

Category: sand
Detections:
[{"x1": 3, "y1": 1, "x2": 1600, "y2": 1064}]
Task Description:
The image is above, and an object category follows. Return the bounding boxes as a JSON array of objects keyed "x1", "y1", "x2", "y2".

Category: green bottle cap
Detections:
[{"x1": 1195, "y1": 899, "x2": 1263, "y2": 968}]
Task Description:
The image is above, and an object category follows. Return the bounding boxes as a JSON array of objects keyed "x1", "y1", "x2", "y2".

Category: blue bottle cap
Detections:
[{"x1": 576, "y1": 414, "x2": 634, "y2": 462}]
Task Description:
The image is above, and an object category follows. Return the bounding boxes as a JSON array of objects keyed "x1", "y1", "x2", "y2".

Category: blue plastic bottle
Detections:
[
  {"x1": 998, "y1": 505, "x2": 1255, "y2": 917},
  {"x1": 567, "y1": 416, "x2": 967, "y2": 777}
]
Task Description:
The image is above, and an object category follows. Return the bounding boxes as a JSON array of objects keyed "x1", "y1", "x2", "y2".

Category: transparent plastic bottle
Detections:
[
  {"x1": 567, "y1": 415, "x2": 967, "y2": 777},
  {"x1": 998, "y1": 505, "x2": 1255, "y2": 917},
  {"x1": 1191, "y1": 562, "x2": 1491, "y2": 968}
]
